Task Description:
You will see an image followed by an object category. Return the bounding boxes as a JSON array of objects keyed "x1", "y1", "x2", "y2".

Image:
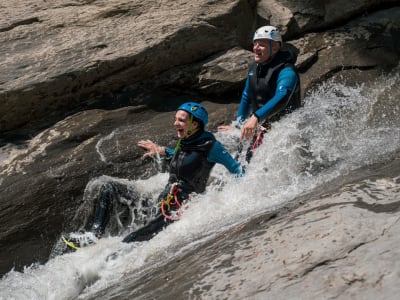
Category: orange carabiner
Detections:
[{"x1": 160, "y1": 184, "x2": 182, "y2": 221}]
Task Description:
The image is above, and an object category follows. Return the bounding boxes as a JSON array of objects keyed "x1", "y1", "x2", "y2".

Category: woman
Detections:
[{"x1": 63, "y1": 102, "x2": 243, "y2": 249}]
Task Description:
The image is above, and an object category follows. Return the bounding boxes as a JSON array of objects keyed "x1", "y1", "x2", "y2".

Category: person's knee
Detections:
[{"x1": 100, "y1": 182, "x2": 115, "y2": 194}]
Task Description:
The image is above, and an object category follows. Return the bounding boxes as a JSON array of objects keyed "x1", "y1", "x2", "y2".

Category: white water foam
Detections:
[{"x1": 1, "y1": 68, "x2": 399, "y2": 300}]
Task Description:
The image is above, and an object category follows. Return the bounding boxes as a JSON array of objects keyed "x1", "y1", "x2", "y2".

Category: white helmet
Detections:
[{"x1": 253, "y1": 26, "x2": 282, "y2": 43}]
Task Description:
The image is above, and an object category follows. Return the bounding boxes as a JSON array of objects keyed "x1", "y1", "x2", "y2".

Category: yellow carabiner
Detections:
[
  {"x1": 61, "y1": 235, "x2": 80, "y2": 250},
  {"x1": 161, "y1": 193, "x2": 174, "y2": 211}
]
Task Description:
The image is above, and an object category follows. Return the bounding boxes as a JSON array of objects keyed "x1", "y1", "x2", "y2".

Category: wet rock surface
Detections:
[{"x1": 0, "y1": 0, "x2": 399, "y2": 284}]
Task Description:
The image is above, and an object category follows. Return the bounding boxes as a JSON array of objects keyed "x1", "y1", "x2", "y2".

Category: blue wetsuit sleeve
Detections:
[
  {"x1": 236, "y1": 74, "x2": 252, "y2": 123},
  {"x1": 165, "y1": 147, "x2": 175, "y2": 158},
  {"x1": 254, "y1": 67, "x2": 298, "y2": 121},
  {"x1": 207, "y1": 141, "x2": 243, "y2": 176}
]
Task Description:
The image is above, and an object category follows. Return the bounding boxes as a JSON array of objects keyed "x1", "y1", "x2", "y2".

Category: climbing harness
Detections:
[
  {"x1": 251, "y1": 124, "x2": 269, "y2": 150},
  {"x1": 252, "y1": 129, "x2": 264, "y2": 150},
  {"x1": 240, "y1": 123, "x2": 271, "y2": 163},
  {"x1": 160, "y1": 184, "x2": 184, "y2": 221}
]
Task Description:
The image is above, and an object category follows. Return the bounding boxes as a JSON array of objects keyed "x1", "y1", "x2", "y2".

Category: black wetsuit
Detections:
[
  {"x1": 237, "y1": 49, "x2": 302, "y2": 161},
  {"x1": 91, "y1": 130, "x2": 241, "y2": 243},
  {"x1": 122, "y1": 130, "x2": 217, "y2": 242}
]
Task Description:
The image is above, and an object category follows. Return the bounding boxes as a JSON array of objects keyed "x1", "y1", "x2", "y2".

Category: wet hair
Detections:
[{"x1": 192, "y1": 116, "x2": 204, "y2": 131}]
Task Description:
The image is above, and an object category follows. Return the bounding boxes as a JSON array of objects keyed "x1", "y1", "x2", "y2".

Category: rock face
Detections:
[
  {"x1": 257, "y1": 0, "x2": 399, "y2": 37},
  {"x1": 0, "y1": 0, "x2": 255, "y2": 135},
  {"x1": 0, "y1": 0, "x2": 399, "y2": 281},
  {"x1": 1, "y1": 0, "x2": 399, "y2": 136}
]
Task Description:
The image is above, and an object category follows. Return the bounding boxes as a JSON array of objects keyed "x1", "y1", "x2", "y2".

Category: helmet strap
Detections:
[
  {"x1": 174, "y1": 114, "x2": 199, "y2": 153},
  {"x1": 185, "y1": 114, "x2": 199, "y2": 138},
  {"x1": 269, "y1": 39, "x2": 273, "y2": 60},
  {"x1": 174, "y1": 138, "x2": 182, "y2": 153}
]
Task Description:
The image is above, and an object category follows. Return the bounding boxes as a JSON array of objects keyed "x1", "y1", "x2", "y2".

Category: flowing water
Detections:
[{"x1": 0, "y1": 66, "x2": 399, "y2": 299}]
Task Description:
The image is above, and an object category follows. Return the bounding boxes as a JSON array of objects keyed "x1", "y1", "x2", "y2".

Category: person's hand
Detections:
[
  {"x1": 241, "y1": 115, "x2": 258, "y2": 140},
  {"x1": 137, "y1": 140, "x2": 165, "y2": 158},
  {"x1": 218, "y1": 125, "x2": 234, "y2": 131}
]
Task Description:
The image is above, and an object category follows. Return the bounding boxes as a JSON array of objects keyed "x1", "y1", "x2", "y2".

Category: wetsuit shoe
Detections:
[
  {"x1": 62, "y1": 231, "x2": 98, "y2": 249},
  {"x1": 91, "y1": 224, "x2": 103, "y2": 238}
]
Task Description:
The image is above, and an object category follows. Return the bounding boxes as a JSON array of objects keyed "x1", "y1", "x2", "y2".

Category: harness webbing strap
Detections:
[
  {"x1": 251, "y1": 124, "x2": 269, "y2": 150},
  {"x1": 160, "y1": 184, "x2": 183, "y2": 221}
]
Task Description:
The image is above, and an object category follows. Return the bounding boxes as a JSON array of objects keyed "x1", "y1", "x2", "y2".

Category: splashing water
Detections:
[
  {"x1": 95, "y1": 130, "x2": 117, "y2": 163},
  {"x1": 0, "y1": 67, "x2": 399, "y2": 300}
]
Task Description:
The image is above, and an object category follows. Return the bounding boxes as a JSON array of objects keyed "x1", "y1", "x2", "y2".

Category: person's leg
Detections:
[
  {"x1": 91, "y1": 182, "x2": 117, "y2": 237},
  {"x1": 121, "y1": 184, "x2": 188, "y2": 243},
  {"x1": 92, "y1": 180, "x2": 146, "y2": 237},
  {"x1": 122, "y1": 211, "x2": 169, "y2": 243}
]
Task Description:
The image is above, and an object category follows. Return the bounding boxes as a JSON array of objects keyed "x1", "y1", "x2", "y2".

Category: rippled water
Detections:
[{"x1": 0, "y1": 67, "x2": 399, "y2": 299}]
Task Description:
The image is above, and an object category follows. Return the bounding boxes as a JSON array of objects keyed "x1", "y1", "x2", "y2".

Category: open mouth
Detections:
[
  {"x1": 177, "y1": 128, "x2": 185, "y2": 135},
  {"x1": 254, "y1": 50, "x2": 262, "y2": 58}
]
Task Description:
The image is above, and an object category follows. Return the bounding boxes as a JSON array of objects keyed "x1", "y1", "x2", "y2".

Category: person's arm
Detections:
[
  {"x1": 207, "y1": 141, "x2": 244, "y2": 176},
  {"x1": 253, "y1": 67, "x2": 298, "y2": 121},
  {"x1": 236, "y1": 75, "x2": 252, "y2": 124},
  {"x1": 218, "y1": 73, "x2": 252, "y2": 132},
  {"x1": 164, "y1": 147, "x2": 174, "y2": 158}
]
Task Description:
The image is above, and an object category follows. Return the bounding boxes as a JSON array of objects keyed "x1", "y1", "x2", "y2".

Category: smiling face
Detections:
[
  {"x1": 174, "y1": 110, "x2": 199, "y2": 139},
  {"x1": 253, "y1": 39, "x2": 280, "y2": 63}
]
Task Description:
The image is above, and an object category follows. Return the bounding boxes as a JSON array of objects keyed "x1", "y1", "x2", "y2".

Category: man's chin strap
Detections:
[
  {"x1": 174, "y1": 114, "x2": 199, "y2": 153},
  {"x1": 269, "y1": 39, "x2": 273, "y2": 59}
]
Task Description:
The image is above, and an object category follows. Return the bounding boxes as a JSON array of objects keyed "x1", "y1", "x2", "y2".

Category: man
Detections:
[
  {"x1": 62, "y1": 102, "x2": 243, "y2": 250},
  {"x1": 219, "y1": 25, "x2": 301, "y2": 162}
]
